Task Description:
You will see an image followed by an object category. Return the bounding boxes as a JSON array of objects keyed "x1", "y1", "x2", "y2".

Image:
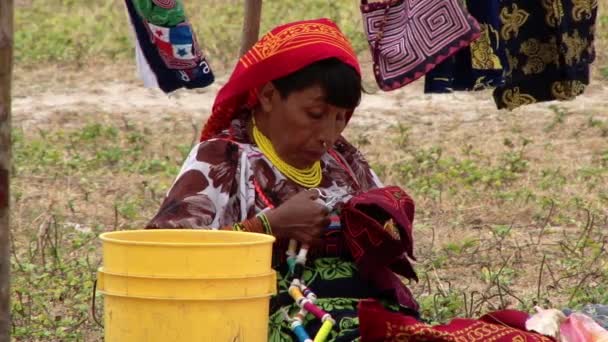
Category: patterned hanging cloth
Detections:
[
  {"x1": 424, "y1": 0, "x2": 507, "y2": 93},
  {"x1": 493, "y1": 0, "x2": 598, "y2": 110},
  {"x1": 424, "y1": 0, "x2": 598, "y2": 110},
  {"x1": 360, "y1": 0, "x2": 481, "y2": 91},
  {"x1": 124, "y1": 0, "x2": 214, "y2": 93}
]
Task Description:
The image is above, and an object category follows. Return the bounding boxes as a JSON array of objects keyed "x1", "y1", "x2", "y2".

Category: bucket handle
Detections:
[{"x1": 90, "y1": 279, "x2": 104, "y2": 328}]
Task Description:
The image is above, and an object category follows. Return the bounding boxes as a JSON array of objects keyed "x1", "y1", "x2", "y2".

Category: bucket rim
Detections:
[
  {"x1": 96, "y1": 269, "x2": 277, "y2": 299},
  {"x1": 99, "y1": 229, "x2": 276, "y2": 247},
  {"x1": 97, "y1": 267, "x2": 277, "y2": 280},
  {"x1": 96, "y1": 289, "x2": 276, "y2": 301}
]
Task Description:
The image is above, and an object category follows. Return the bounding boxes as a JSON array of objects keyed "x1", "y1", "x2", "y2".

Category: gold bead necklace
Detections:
[{"x1": 252, "y1": 118, "x2": 322, "y2": 188}]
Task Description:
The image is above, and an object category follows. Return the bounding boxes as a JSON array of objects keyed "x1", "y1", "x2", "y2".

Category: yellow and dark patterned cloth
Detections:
[
  {"x1": 494, "y1": 0, "x2": 598, "y2": 110},
  {"x1": 425, "y1": 0, "x2": 598, "y2": 110},
  {"x1": 425, "y1": 0, "x2": 507, "y2": 92}
]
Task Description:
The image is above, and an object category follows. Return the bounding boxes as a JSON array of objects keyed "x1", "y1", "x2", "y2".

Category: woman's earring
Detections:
[{"x1": 322, "y1": 141, "x2": 327, "y2": 148}]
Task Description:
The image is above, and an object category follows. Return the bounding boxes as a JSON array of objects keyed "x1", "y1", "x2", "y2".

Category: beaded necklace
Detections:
[
  {"x1": 249, "y1": 133, "x2": 364, "y2": 341},
  {"x1": 253, "y1": 183, "x2": 337, "y2": 342},
  {"x1": 283, "y1": 216, "x2": 336, "y2": 342},
  {"x1": 252, "y1": 117, "x2": 322, "y2": 188}
]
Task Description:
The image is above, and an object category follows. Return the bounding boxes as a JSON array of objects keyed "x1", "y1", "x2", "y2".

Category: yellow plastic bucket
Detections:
[{"x1": 97, "y1": 229, "x2": 276, "y2": 342}]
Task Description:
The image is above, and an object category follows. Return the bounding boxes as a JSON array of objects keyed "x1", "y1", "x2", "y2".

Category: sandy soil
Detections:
[{"x1": 13, "y1": 64, "x2": 608, "y2": 136}]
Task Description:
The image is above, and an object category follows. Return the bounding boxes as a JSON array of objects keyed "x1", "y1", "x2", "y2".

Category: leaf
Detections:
[
  {"x1": 339, "y1": 317, "x2": 359, "y2": 331},
  {"x1": 314, "y1": 258, "x2": 356, "y2": 280}
]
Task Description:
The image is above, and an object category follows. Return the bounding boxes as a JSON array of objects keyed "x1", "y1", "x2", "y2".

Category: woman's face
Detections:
[{"x1": 255, "y1": 83, "x2": 350, "y2": 169}]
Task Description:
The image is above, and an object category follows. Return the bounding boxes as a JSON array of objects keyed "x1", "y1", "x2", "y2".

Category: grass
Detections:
[
  {"x1": 9, "y1": 0, "x2": 608, "y2": 340},
  {"x1": 11, "y1": 119, "x2": 183, "y2": 340},
  {"x1": 10, "y1": 104, "x2": 608, "y2": 339},
  {"x1": 362, "y1": 119, "x2": 608, "y2": 323}
]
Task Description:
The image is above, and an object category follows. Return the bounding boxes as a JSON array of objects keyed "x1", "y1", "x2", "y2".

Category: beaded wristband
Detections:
[
  {"x1": 257, "y1": 212, "x2": 273, "y2": 236},
  {"x1": 242, "y1": 217, "x2": 264, "y2": 233},
  {"x1": 232, "y1": 222, "x2": 244, "y2": 232}
]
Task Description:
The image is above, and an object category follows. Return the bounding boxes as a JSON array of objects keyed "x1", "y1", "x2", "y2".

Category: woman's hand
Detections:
[{"x1": 264, "y1": 189, "x2": 330, "y2": 246}]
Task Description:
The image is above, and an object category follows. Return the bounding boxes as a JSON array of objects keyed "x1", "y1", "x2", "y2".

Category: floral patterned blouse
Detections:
[
  {"x1": 147, "y1": 110, "x2": 393, "y2": 341},
  {"x1": 147, "y1": 110, "x2": 382, "y2": 232}
]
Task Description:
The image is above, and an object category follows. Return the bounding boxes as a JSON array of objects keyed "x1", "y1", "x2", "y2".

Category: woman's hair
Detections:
[{"x1": 271, "y1": 58, "x2": 362, "y2": 109}]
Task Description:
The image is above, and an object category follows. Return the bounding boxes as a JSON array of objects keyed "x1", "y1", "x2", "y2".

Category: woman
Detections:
[{"x1": 147, "y1": 18, "x2": 418, "y2": 341}]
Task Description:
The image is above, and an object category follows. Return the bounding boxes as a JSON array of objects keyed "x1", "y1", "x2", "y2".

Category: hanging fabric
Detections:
[
  {"x1": 493, "y1": 0, "x2": 598, "y2": 110},
  {"x1": 424, "y1": 0, "x2": 508, "y2": 93},
  {"x1": 360, "y1": 0, "x2": 481, "y2": 91},
  {"x1": 125, "y1": 0, "x2": 215, "y2": 93}
]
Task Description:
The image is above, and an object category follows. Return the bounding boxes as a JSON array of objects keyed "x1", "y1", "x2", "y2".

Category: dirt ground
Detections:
[
  {"x1": 13, "y1": 64, "x2": 608, "y2": 133},
  {"x1": 13, "y1": 64, "x2": 608, "y2": 194}
]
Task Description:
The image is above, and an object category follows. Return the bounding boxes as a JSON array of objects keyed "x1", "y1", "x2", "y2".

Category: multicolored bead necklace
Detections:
[
  {"x1": 249, "y1": 134, "x2": 347, "y2": 341},
  {"x1": 255, "y1": 184, "x2": 339, "y2": 341},
  {"x1": 280, "y1": 190, "x2": 340, "y2": 342},
  {"x1": 283, "y1": 242, "x2": 335, "y2": 342}
]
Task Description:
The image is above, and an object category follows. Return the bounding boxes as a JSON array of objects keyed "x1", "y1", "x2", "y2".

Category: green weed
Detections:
[
  {"x1": 11, "y1": 218, "x2": 100, "y2": 340},
  {"x1": 9, "y1": 0, "x2": 608, "y2": 339}
]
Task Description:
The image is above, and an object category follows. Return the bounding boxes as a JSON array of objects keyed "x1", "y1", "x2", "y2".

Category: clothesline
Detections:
[{"x1": 125, "y1": 0, "x2": 598, "y2": 110}]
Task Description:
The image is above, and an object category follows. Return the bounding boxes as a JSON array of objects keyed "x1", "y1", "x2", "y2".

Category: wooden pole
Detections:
[
  {"x1": 0, "y1": 0, "x2": 12, "y2": 340},
  {"x1": 239, "y1": 0, "x2": 262, "y2": 57}
]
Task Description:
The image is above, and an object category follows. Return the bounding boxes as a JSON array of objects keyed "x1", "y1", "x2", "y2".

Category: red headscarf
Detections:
[{"x1": 200, "y1": 18, "x2": 361, "y2": 141}]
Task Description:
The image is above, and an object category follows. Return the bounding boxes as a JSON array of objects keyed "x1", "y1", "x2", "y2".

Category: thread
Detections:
[
  {"x1": 258, "y1": 212, "x2": 273, "y2": 235},
  {"x1": 287, "y1": 239, "x2": 298, "y2": 257},
  {"x1": 295, "y1": 309, "x2": 307, "y2": 322},
  {"x1": 287, "y1": 257, "x2": 297, "y2": 274},
  {"x1": 302, "y1": 301, "x2": 328, "y2": 321},
  {"x1": 296, "y1": 246, "x2": 309, "y2": 264},
  {"x1": 313, "y1": 319, "x2": 334, "y2": 342},
  {"x1": 291, "y1": 321, "x2": 313, "y2": 342},
  {"x1": 327, "y1": 214, "x2": 341, "y2": 230},
  {"x1": 289, "y1": 286, "x2": 305, "y2": 304},
  {"x1": 300, "y1": 284, "x2": 317, "y2": 302},
  {"x1": 290, "y1": 278, "x2": 301, "y2": 288}
]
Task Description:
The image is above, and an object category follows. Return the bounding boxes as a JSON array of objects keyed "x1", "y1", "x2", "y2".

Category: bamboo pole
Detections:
[
  {"x1": 239, "y1": 0, "x2": 262, "y2": 57},
  {"x1": 0, "y1": 0, "x2": 12, "y2": 340}
]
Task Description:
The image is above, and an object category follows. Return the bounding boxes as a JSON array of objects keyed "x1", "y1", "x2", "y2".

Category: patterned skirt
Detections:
[{"x1": 267, "y1": 257, "x2": 404, "y2": 342}]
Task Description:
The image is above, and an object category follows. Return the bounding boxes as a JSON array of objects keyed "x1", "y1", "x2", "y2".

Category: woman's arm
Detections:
[
  {"x1": 146, "y1": 139, "x2": 246, "y2": 229},
  {"x1": 147, "y1": 139, "x2": 328, "y2": 245}
]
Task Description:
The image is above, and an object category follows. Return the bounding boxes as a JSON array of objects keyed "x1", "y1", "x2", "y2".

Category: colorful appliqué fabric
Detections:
[
  {"x1": 424, "y1": 0, "x2": 507, "y2": 92},
  {"x1": 125, "y1": 0, "x2": 214, "y2": 93},
  {"x1": 340, "y1": 186, "x2": 419, "y2": 311},
  {"x1": 360, "y1": 0, "x2": 481, "y2": 91},
  {"x1": 269, "y1": 259, "x2": 388, "y2": 342},
  {"x1": 493, "y1": 0, "x2": 598, "y2": 110},
  {"x1": 359, "y1": 300, "x2": 556, "y2": 341}
]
